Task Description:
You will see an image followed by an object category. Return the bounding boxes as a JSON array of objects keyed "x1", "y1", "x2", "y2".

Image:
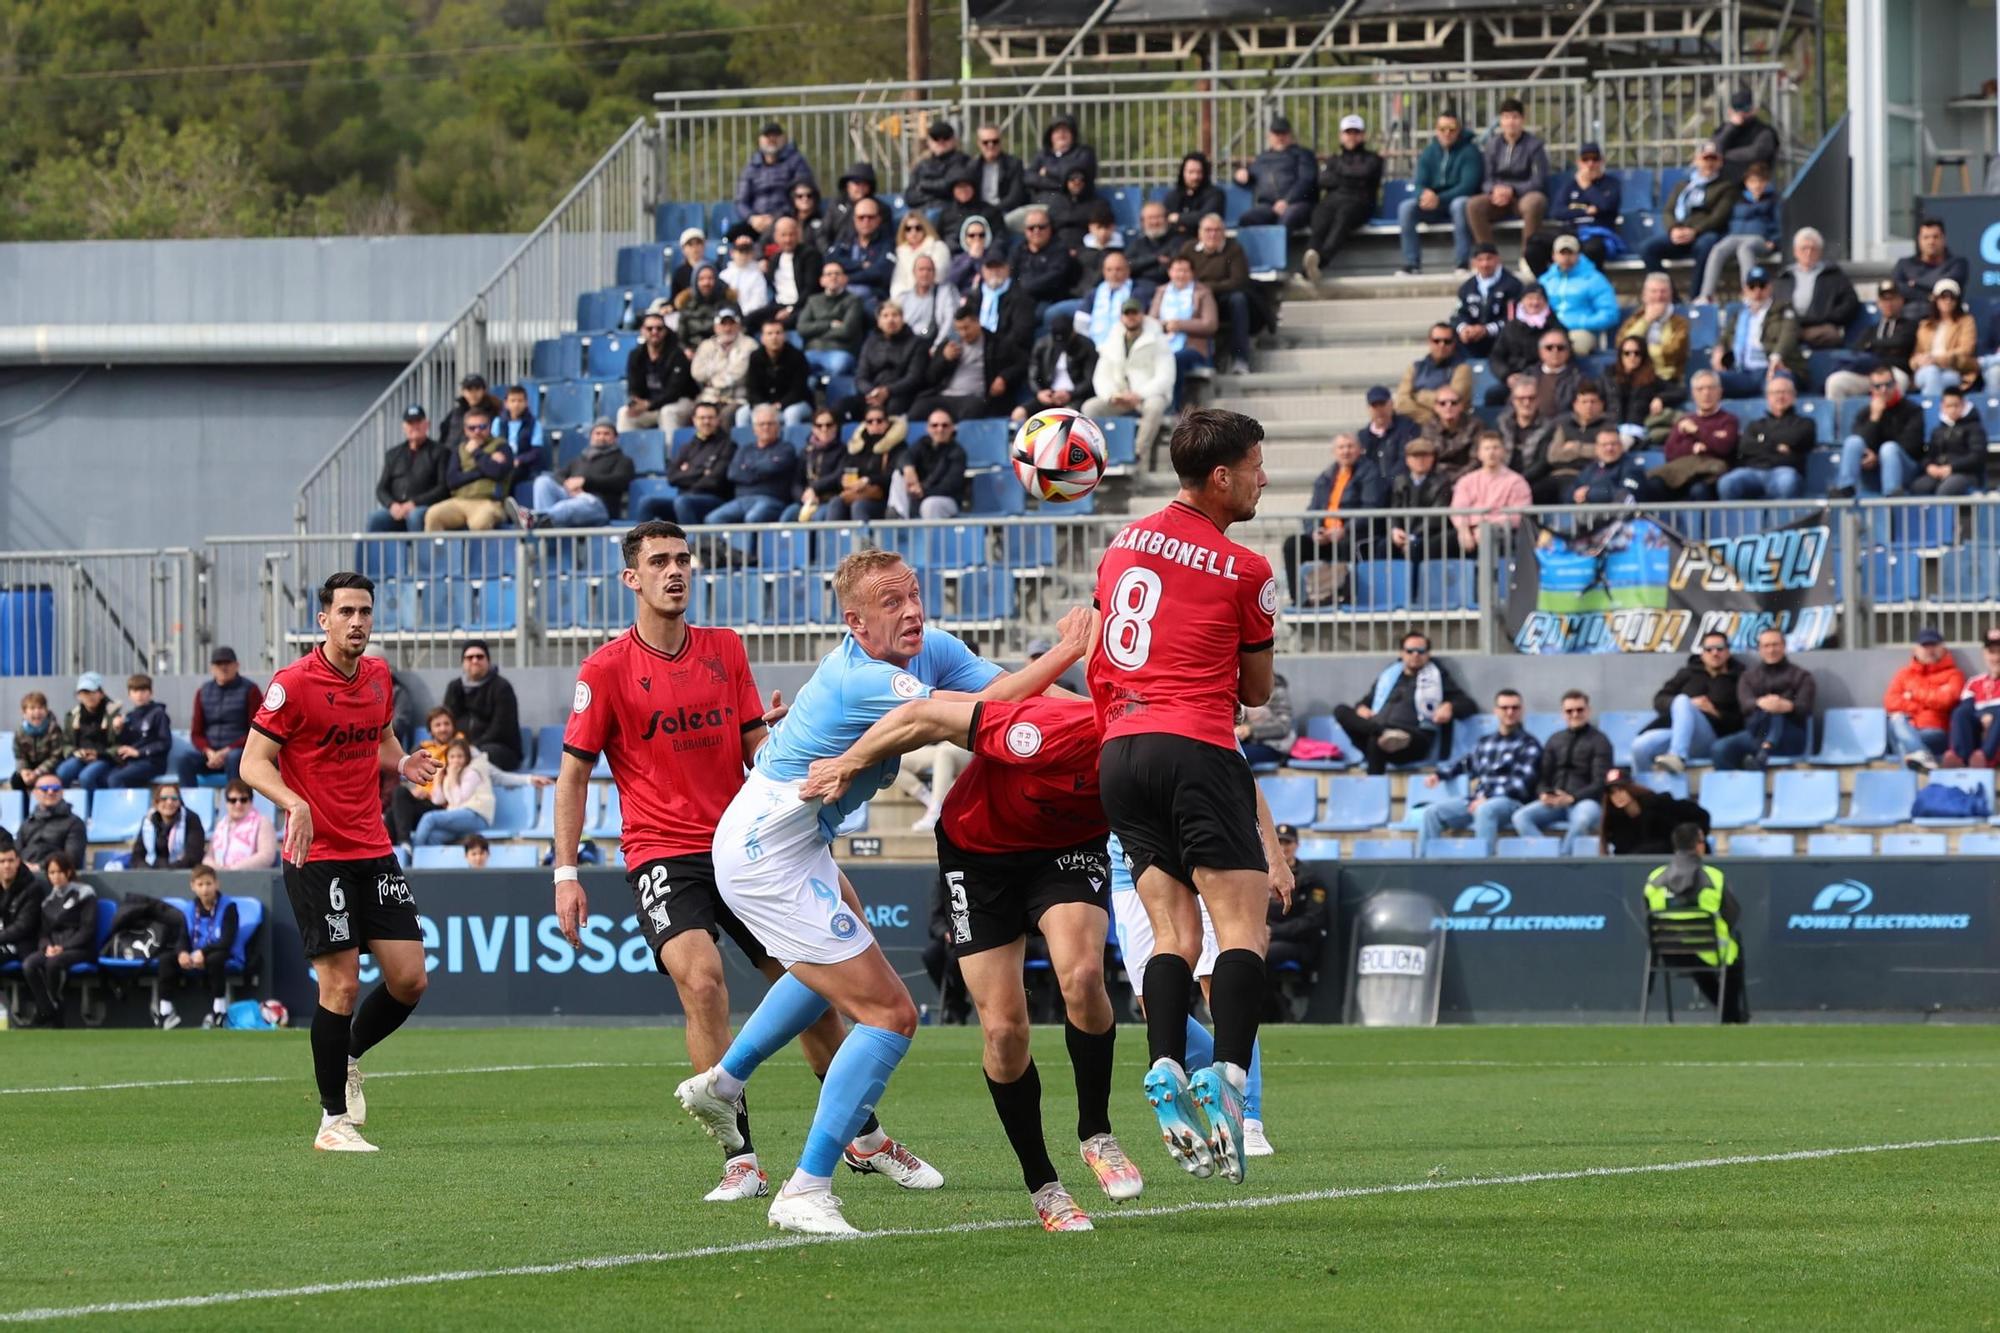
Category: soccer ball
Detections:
[
  {"x1": 259, "y1": 999, "x2": 290, "y2": 1029},
  {"x1": 1011, "y1": 409, "x2": 1107, "y2": 504}
]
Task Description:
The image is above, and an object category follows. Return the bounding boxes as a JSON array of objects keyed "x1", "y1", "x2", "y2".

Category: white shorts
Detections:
[
  {"x1": 712, "y1": 769, "x2": 875, "y2": 967},
  {"x1": 1112, "y1": 888, "x2": 1219, "y2": 982}
]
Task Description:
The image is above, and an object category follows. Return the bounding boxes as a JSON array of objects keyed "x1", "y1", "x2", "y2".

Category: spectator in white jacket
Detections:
[{"x1": 1084, "y1": 301, "x2": 1176, "y2": 458}]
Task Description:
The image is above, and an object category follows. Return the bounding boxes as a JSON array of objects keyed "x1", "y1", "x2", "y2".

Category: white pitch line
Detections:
[
  {"x1": 3, "y1": 1134, "x2": 1994, "y2": 1325},
  {"x1": 0, "y1": 1061, "x2": 663, "y2": 1097}
]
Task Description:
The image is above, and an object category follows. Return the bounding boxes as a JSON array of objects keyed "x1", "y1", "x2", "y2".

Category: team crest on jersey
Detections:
[
  {"x1": 1006, "y1": 722, "x2": 1043, "y2": 757},
  {"x1": 573, "y1": 681, "x2": 592, "y2": 713},
  {"x1": 1258, "y1": 577, "x2": 1279, "y2": 615},
  {"x1": 829, "y1": 912, "x2": 859, "y2": 940},
  {"x1": 700, "y1": 655, "x2": 728, "y2": 685},
  {"x1": 369, "y1": 679, "x2": 384, "y2": 704},
  {"x1": 325, "y1": 912, "x2": 351, "y2": 944},
  {"x1": 264, "y1": 682, "x2": 287, "y2": 711},
  {"x1": 891, "y1": 672, "x2": 923, "y2": 699}
]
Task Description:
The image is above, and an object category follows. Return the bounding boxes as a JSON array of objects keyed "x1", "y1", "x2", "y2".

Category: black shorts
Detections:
[
  {"x1": 629, "y1": 854, "x2": 770, "y2": 973},
  {"x1": 285, "y1": 856, "x2": 423, "y2": 959},
  {"x1": 1099, "y1": 733, "x2": 1267, "y2": 889},
  {"x1": 936, "y1": 829, "x2": 1111, "y2": 958}
]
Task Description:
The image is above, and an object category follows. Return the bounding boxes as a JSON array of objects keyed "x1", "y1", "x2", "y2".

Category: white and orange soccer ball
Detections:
[
  {"x1": 259, "y1": 999, "x2": 289, "y2": 1029},
  {"x1": 1011, "y1": 408, "x2": 1107, "y2": 504}
]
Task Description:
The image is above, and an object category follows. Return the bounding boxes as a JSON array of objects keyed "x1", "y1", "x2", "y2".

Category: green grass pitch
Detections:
[{"x1": 4, "y1": 1024, "x2": 1998, "y2": 1328}]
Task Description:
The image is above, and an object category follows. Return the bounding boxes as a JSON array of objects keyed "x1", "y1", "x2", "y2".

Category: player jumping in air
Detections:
[
  {"x1": 677, "y1": 549, "x2": 1088, "y2": 1236},
  {"x1": 240, "y1": 572, "x2": 441, "y2": 1153},
  {"x1": 1090, "y1": 407, "x2": 1286, "y2": 1184},
  {"x1": 550, "y1": 521, "x2": 938, "y2": 1202},
  {"x1": 800, "y1": 674, "x2": 1141, "y2": 1233}
]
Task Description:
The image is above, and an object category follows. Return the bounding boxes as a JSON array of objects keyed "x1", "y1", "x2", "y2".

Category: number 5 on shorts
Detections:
[{"x1": 1105, "y1": 567, "x2": 1163, "y2": 670}]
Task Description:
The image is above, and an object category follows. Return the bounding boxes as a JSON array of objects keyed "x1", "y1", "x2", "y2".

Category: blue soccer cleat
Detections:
[
  {"x1": 1143, "y1": 1058, "x2": 1214, "y2": 1179},
  {"x1": 1190, "y1": 1064, "x2": 1248, "y2": 1185}
]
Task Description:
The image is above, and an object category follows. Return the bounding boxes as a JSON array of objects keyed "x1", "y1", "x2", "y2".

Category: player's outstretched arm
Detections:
[
  {"x1": 941, "y1": 605, "x2": 1097, "y2": 706},
  {"x1": 240, "y1": 730, "x2": 313, "y2": 867},
  {"x1": 551, "y1": 751, "x2": 593, "y2": 945},
  {"x1": 800, "y1": 699, "x2": 976, "y2": 803}
]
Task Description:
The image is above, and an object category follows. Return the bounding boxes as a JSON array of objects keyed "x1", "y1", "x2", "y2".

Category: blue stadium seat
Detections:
[
  {"x1": 1697, "y1": 771, "x2": 1766, "y2": 828},
  {"x1": 1915, "y1": 769, "x2": 1995, "y2": 826},
  {"x1": 1838, "y1": 769, "x2": 1917, "y2": 826},
  {"x1": 86, "y1": 789, "x2": 149, "y2": 843},
  {"x1": 412, "y1": 845, "x2": 469, "y2": 869},
  {"x1": 1291, "y1": 714, "x2": 1356, "y2": 771},
  {"x1": 1954, "y1": 832, "x2": 2000, "y2": 855},
  {"x1": 1371, "y1": 179, "x2": 1413, "y2": 227},
  {"x1": 1348, "y1": 838, "x2": 1415, "y2": 860},
  {"x1": 1415, "y1": 559, "x2": 1476, "y2": 612},
  {"x1": 957, "y1": 418, "x2": 1012, "y2": 471},
  {"x1": 626, "y1": 476, "x2": 676, "y2": 514},
  {"x1": 1257, "y1": 776, "x2": 1318, "y2": 828},
  {"x1": 1595, "y1": 710, "x2": 1652, "y2": 768},
  {"x1": 531, "y1": 337, "x2": 574, "y2": 381},
  {"x1": 1726, "y1": 833, "x2": 1795, "y2": 857},
  {"x1": 1235, "y1": 225, "x2": 1286, "y2": 275},
  {"x1": 1939, "y1": 545, "x2": 2000, "y2": 603},
  {"x1": 1613, "y1": 167, "x2": 1656, "y2": 212},
  {"x1": 1395, "y1": 773, "x2": 1466, "y2": 829},
  {"x1": 969, "y1": 470, "x2": 1027, "y2": 516},
  {"x1": 655, "y1": 201, "x2": 706, "y2": 244},
  {"x1": 1881, "y1": 832, "x2": 1948, "y2": 856},
  {"x1": 542, "y1": 381, "x2": 593, "y2": 429},
  {"x1": 1684, "y1": 305, "x2": 1720, "y2": 354},
  {"x1": 451, "y1": 580, "x2": 517, "y2": 632},
  {"x1": 619, "y1": 430, "x2": 666, "y2": 475},
  {"x1": 1447, "y1": 713, "x2": 1498, "y2": 764},
  {"x1": 485, "y1": 785, "x2": 538, "y2": 838},
  {"x1": 701, "y1": 571, "x2": 764, "y2": 625},
  {"x1": 528, "y1": 724, "x2": 566, "y2": 778},
  {"x1": 757, "y1": 528, "x2": 813, "y2": 572},
  {"x1": 485, "y1": 843, "x2": 542, "y2": 868},
  {"x1": 1761, "y1": 770, "x2": 1841, "y2": 828},
  {"x1": 585, "y1": 786, "x2": 621, "y2": 840},
  {"x1": 768, "y1": 572, "x2": 828, "y2": 626},
  {"x1": 1222, "y1": 182, "x2": 1252, "y2": 226},
  {"x1": 1806, "y1": 832, "x2": 1874, "y2": 856},
  {"x1": 1296, "y1": 838, "x2": 1340, "y2": 861},
  {"x1": 586, "y1": 331, "x2": 638, "y2": 380},
  {"x1": 1495, "y1": 836, "x2": 1562, "y2": 858},
  {"x1": 1095, "y1": 416, "x2": 1138, "y2": 469},
  {"x1": 0, "y1": 790, "x2": 21, "y2": 830},
  {"x1": 1524, "y1": 712, "x2": 1564, "y2": 745},
  {"x1": 1101, "y1": 185, "x2": 1143, "y2": 231},
  {"x1": 1809, "y1": 707, "x2": 1887, "y2": 765},
  {"x1": 616, "y1": 243, "x2": 668, "y2": 286},
  {"x1": 1349, "y1": 560, "x2": 1411, "y2": 612},
  {"x1": 1311, "y1": 775, "x2": 1391, "y2": 831}
]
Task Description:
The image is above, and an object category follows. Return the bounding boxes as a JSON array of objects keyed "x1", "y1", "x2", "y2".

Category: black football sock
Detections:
[
  {"x1": 985, "y1": 1061, "x2": 1059, "y2": 1193},
  {"x1": 1208, "y1": 949, "x2": 1267, "y2": 1071},
  {"x1": 731, "y1": 1091, "x2": 756, "y2": 1159},
  {"x1": 1142, "y1": 953, "x2": 1195, "y2": 1067},
  {"x1": 815, "y1": 1070, "x2": 882, "y2": 1141},
  {"x1": 1064, "y1": 1020, "x2": 1116, "y2": 1141},
  {"x1": 347, "y1": 984, "x2": 418, "y2": 1061},
  {"x1": 312, "y1": 1005, "x2": 351, "y2": 1116}
]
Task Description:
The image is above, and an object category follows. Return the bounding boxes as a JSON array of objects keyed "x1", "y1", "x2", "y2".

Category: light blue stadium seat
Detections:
[
  {"x1": 1915, "y1": 768, "x2": 1995, "y2": 826},
  {"x1": 1235, "y1": 225, "x2": 1286, "y2": 274},
  {"x1": 1524, "y1": 712, "x2": 1564, "y2": 745},
  {"x1": 1312, "y1": 775, "x2": 1391, "y2": 831},
  {"x1": 1395, "y1": 773, "x2": 1466, "y2": 829},
  {"x1": 1350, "y1": 559, "x2": 1411, "y2": 612},
  {"x1": 1810, "y1": 707, "x2": 1887, "y2": 765},
  {"x1": 1954, "y1": 832, "x2": 2000, "y2": 855},
  {"x1": 0, "y1": 791, "x2": 21, "y2": 829},
  {"x1": 1257, "y1": 776, "x2": 1318, "y2": 827},
  {"x1": 1568, "y1": 839, "x2": 1602, "y2": 857},
  {"x1": 1414, "y1": 559, "x2": 1476, "y2": 611},
  {"x1": 1296, "y1": 838, "x2": 1340, "y2": 861},
  {"x1": 1447, "y1": 713, "x2": 1498, "y2": 764},
  {"x1": 1612, "y1": 167, "x2": 1656, "y2": 212},
  {"x1": 1102, "y1": 185, "x2": 1143, "y2": 231},
  {"x1": 584, "y1": 786, "x2": 620, "y2": 840},
  {"x1": 958, "y1": 418, "x2": 1012, "y2": 471},
  {"x1": 528, "y1": 724, "x2": 566, "y2": 778},
  {"x1": 451, "y1": 580, "x2": 518, "y2": 633},
  {"x1": 1095, "y1": 416, "x2": 1138, "y2": 469},
  {"x1": 485, "y1": 785, "x2": 537, "y2": 838},
  {"x1": 86, "y1": 789, "x2": 149, "y2": 843},
  {"x1": 1348, "y1": 838, "x2": 1414, "y2": 860},
  {"x1": 1806, "y1": 831, "x2": 1874, "y2": 856},
  {"x1": 542, "y1": 381, "x2": 594, "y2": 429},
  {"x1": 1881, "y1": 832, "x2": 1949, "y2": 856},
  {"x1": 178, "y1": 788, "x2": 216, "y2": 827},
  {"x1": 1222, "y1": 181, "x2": 1252, "y2": 226},
  {"x1": 1371, "y1": 179, "x2": 1413, "y2": 226},
  {"x1": 1495, "y1": 836, "x2": 1562, "y2": 858},
  {"x1": 1594, "y1": 710, "x2": 1652, "y2": 768},
  {"x1": 1761, "y1": 770, "x2": 1841, "y2": 829},
  {"x1": 1291, "y1": 714, "x2": 1356, "y2": 770},
  {"x1": 586, "y1": 331, "x2": 638, "y2": 379},
  {"x1": 412, "y1": 845, "x2": 469, "y2": 869},
  {"x1": 1697, "y1": 770, "x2": 1766, "y2": 829},
  {"x1": 1726, "y1": 832, "x2": 1795, "y2": 857},
  {"x1": 969, "y1": 470, "x2": 1027, "y2": 516},
  {"x1": 485, "y1": 843, "x2": 542, "y2": 868},
  {"x1": 1838, "y1": 769, "x2": 1917, "y2": 826}
]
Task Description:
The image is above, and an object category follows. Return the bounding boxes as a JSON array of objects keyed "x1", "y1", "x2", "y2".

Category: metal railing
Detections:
[
  {"x1": 1591, "y1": 63, "x2": 1798, "y2": 172},
  {"x1": 295, "y1": 118, "x2": 657, "y2": 536},
  {"x1": 0, "y1": 549, "x2": 199, "y2": 677}
]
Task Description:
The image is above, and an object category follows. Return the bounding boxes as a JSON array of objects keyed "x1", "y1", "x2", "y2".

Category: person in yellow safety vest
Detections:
[{"x1": 1643, "y1": 821, "x2": 1749, "y2": 1023}]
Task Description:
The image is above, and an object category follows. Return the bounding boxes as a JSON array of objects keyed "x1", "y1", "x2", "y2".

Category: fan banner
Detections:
[{"x1": 1504, "y1": 513, "x2": 1839, "y2": 655}]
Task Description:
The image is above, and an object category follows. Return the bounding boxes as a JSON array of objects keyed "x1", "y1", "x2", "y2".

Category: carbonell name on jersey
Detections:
[{"x1": 1109, "y1": 526, "x2": 1242, "y2": 580}]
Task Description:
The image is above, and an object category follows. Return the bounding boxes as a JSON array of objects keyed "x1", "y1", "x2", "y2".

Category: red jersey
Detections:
[
  {"x1": 1088, "y1": 500, "x2": 1277, "y2": 751},
  {"x1": 941, "y1": 697, "x2": 1107, "y2": 854},
  {"x1": 250, "y1": 647, "x2": 395, "y2": 862},
  {"x1": 562, "y1": 625, "x2": 765, "y2": 863}
]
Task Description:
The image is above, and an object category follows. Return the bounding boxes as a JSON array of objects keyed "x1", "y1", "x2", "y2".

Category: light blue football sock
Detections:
[
  {"x1": 1183, "y1": 1014, "x2": 1215, "y2": 1072},
  {"x1": 1245, "y1": 1038, "x2": 1264, "y2": 1121},
  {"x1": 798, "y1": 1024, "x2": 912, "y2": 1177},
  {"x1": 720, "y1": 971, "x2": 830, "y2": 1085}
]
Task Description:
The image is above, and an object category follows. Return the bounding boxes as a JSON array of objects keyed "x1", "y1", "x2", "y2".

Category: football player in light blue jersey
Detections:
[{"x1": 680, "y1": 548, "x2": 1094, "y2": 1236}]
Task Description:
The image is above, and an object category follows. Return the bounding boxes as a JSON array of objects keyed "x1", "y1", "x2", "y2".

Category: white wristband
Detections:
[{"x1": 553, "y1": 865, "x2": 580, "y2": 884}]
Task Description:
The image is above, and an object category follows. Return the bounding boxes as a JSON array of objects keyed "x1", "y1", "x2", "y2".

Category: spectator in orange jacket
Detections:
[{"x1": 1884, "y1": 627, "x2": 1965, "y2": 772}]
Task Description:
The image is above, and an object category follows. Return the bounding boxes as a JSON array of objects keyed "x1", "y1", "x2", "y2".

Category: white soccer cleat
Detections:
[
  {"x1": 1080, "y1": 1132, "x2": 1145, "y2": 1200},
  {"x1": 1243, "y1": 1117, "x2": 1275, "y2": 1158},
  {"x1": 676, "y1": 1068, "x2": 746, "y2": 1153},
  {"x1": 1032, "y1": 1182, "x2": 1095, "y2": 1232},
  {"x1": 767, "y1": 1185, "x2": 860, "y2": 1236},
  {"x1": 345, "y1": 1060, "x2": 367, "y2": 1127},
  {"x1": 705, "y1": 1154, "x2": 770, "y2": 1202},
  {"x1": 313, "y1": 1114, "x2": 378, "y2": 1153},
  {"x1": 842, "y1": 1136, "x2": 944, "y2": 1189}
]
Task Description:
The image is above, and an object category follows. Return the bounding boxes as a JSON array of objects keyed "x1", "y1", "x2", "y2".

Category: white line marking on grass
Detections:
[
  {"x1": 4, "y1": 1134, "x2": 1994, "y2": 1324},
  {"x1": 0, "y1": 1061, "x2": 664, "y2": 1097}
]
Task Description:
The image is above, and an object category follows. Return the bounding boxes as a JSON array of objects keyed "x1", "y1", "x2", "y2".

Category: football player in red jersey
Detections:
[
  {"x1": 552, "y1": 521, "x2": 938, "y2": 1202},
  {"x1": 240, "y1": 572, "x2": 441, "y2": 1153},
  {"x1": 1088, "y1": 407, "x2": 1288, "y2": 1185}
]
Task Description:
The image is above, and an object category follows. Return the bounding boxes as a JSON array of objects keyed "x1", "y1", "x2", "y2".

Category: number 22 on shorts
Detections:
[{"x1": 1104, "y1": 567, "x2": 1163, "y2": 670}]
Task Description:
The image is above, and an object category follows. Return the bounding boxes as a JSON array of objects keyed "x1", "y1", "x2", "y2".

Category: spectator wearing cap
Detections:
[
  {"x1": 905, "y1": 119, "x2": 972, "y2": 210},
  {"x1": 1717, "y1": 373, "x2": 1812, "y2": 500},
  {"x1": 515, "y1": 417, "x2": 636, "y2": 530},
  {"x1": 1913, "y1": 385, "x2": 1988, "y2": 498},
  {"x1": 106, "y1": 673, "x2": 172, "y2": 789},
  {"x1": 937, "y1": 168, "x2": 1006, "y2": 257},
  {"x1": 762, "y1": 217, "x2": 822, "y2": 332},
  {"x1": 1265, "y1": 824, "x2": 1332, "y2": 1003},
  {"x1": 1388, "y1": 437, "x2": 1454, "y2": 561},
  {"x1": 1539, "y1": 234, "x2": 1620, "y2": 356},
  {"x1": 1484, "y1": 283, "x2": 1566, "y2": 403},
  {"x1": 1711, "y1": 265, "x2": 1804, "y2": 397},
  {"x1": 1885, "y1": 628, "x2": 1964, "y2": 772},
  {"x1": 424, "y1": 405, "x2": 515, "y2": 531},
  {"x1": 1237, "y1": 673, "x2": 1296, "y2": 766},
  {"x1": 1893, "y1": 218, "x2": 1973, "y2": 319},
  {"x1": 718, "y1": 232, "x2": 774, "y2": 328},
  {"x1": 893, "y1": 411, "x2": 969, "y2": 521},
  {"x1": 735, "y1": 121, "x2": 816, "y2": 236},
  {"x1": 620, "y1": 306, "x2": 695, "y2": 432},
  {"x1": 827, "y1": 195, "x2": 894, "y2": 299},
  {"x1": 741, "y1": 316, "x2": 814, "y2": 428},
  {"x1": 1085, "y1": 300, "x2": 1175, "y2": 457},
  {"x1": 670, "y1": 228, "x2": 711, "y2": 297},
  {"x1": 971, "y1": 125, "x2": 1029, "y2": 217},
  {"x1": 368, "y1": 405, "x2": 449, "y2": 532},
  {"x1": 1911, "y1": 278, "x2": 1979, "y2": 399},
  {"x1": 796, "y1": 262, "x2": 870, "y2": 384},
  {"x1": 174, "y1": 647, "x2": 263, "y2": 790},
  {"x1": 1697, "y1": 160, "x2": 1782, "y2": 305},
  {"x1": 1529, "y1": 142, "x2": 1623, "y2": 275},
  {"x1": 437, "y1": 373, "x2": 502, "y2": 450},
  {"x1": 1826, "y1": 281, "x2": 1915, "y2": 404},
  {"x1": 53, "y1": 673, "x2": 120, "y2": 790},
  {"x1": 1397, "y1": 107, "x2": 1483, "y2": 276},
  {"x1": 705, "y1": 403, "x2": 800, "y2": 533},
  {"x1": 1945, "y1": 630, "x2": 2000, "y2": 767},
  {"x1": 1464, "y1": 97, "x2": 1551, "y2": 270},
  {"x1": 689, "y1": 307, "x2": 755, "y2": 421},
  {"x1": 909, "y1": 306, "x2": 1027, "y2": 423},
  {"x1": 1714, "y1": 88, "x2": 1780, "y2": 180},
  {"x1": 1770, "y1": 227, "x2": 1860, "y2": 349},
  {"x1": 1296, "y1": 114, "x2": 1382, "y2": 284},
  {"x1": 493, "y1": 383, "x2": 546, "y2": 485},
  {"x1": 1148, "y1": 252, "x2": 1218, "y2": 392},
  {"x1": 1452, "y1": 243, "x2": 1523, "y2": 358},
  {"x1": 1393, "y1": 323, "x2": 1473, "y2": 427},
  {"x1": 1357, "y1": 383, "x2": 1420, "y2": 476},
  {"x1": 1639, "y1": 142, "x2": 1741, "y2": 291},
  {"x1": 1234, "y1": 115, "x2": 1317, "y2": 230}
]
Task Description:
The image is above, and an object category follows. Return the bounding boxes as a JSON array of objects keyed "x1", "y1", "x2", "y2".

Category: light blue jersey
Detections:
[{"x1": 756, "y1": 627, "x2": 1001, "y2": 838}]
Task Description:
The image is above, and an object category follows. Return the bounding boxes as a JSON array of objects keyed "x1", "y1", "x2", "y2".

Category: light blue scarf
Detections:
[
  {"x1": 979, "y1": 278, "x2": 1011, "y2": 333},
  {"x1": 1370, "y1": 660, "x2": 1445, "y2": 726},
  {"x1": 1159, "y1": 282, "x2": 1194, "y2": 353}
]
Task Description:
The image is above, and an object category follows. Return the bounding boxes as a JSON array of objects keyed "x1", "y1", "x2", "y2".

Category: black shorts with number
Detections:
[
  {"x1": 629, "y1": 854, "x2": 770, "y2": 974},
  {"x1": 936, "y1": 829, "x2": 1111, "y2": 958},
  {"x1": 1099, "y1": 733, "x2": 1267, "y2": 889},
  {"x1": 284, "y1": 856, "x2": 423, "y2": 959}
]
